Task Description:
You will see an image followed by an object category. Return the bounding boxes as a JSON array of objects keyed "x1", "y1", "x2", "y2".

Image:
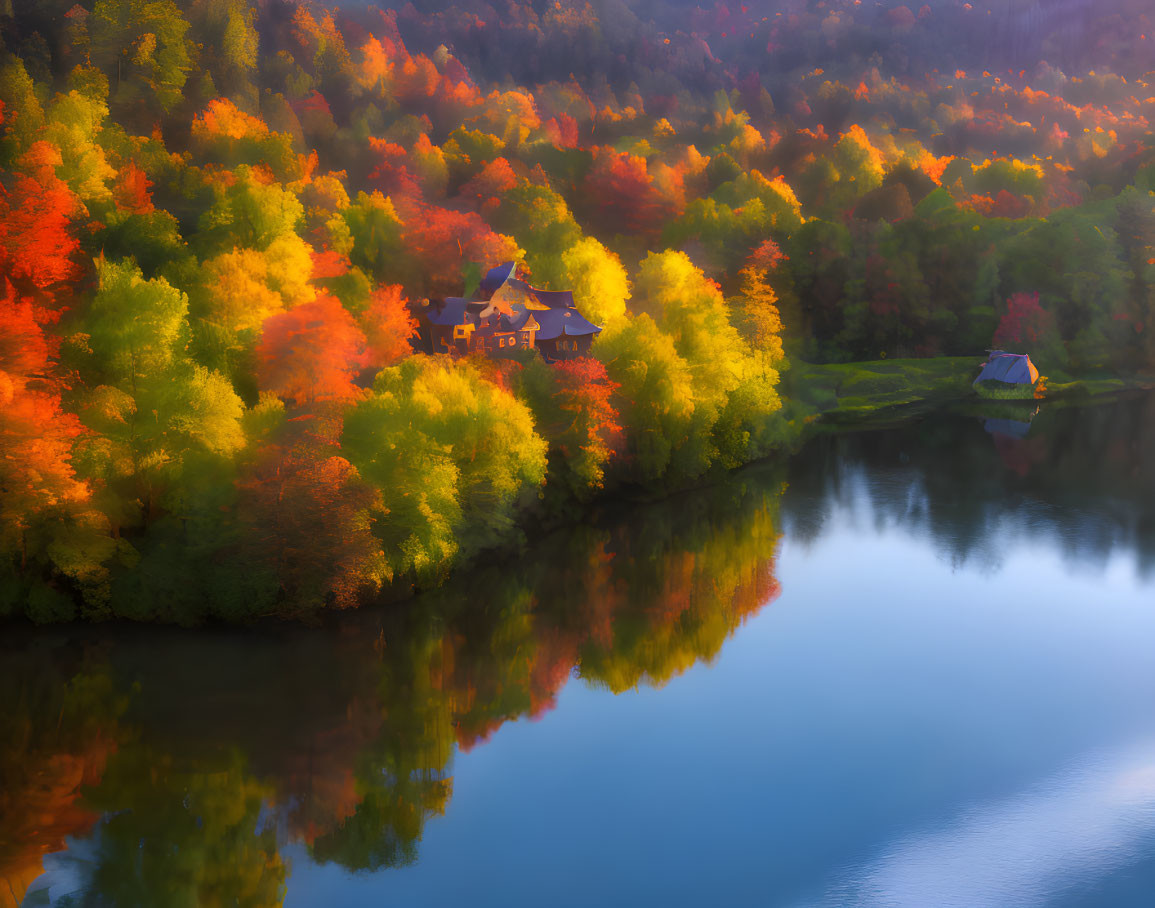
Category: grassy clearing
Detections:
[
  {"x1": 783, "y1": 356, "x2": 981, "y2": 423},
  {"x1": 778, "y1": 359, "x2": 1151, "y2": 438},
  {"x1": 1044, "y1": 375, "x2": 1143, "y2": 398}
]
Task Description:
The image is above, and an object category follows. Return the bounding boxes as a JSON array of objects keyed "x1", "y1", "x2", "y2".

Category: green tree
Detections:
[
  {"x1": 0, "y1": 58, "x2": 46, "y2": 164},
  {"x1": 491, "y1": 179, "x2": 582, "y2": 284},
  {"x1": 633, "y1": 250, "x2": 782, "y2": 467},
  {"x1": 595, "y1": 315, "x2": 698, "y2": 482},
  {"x1": 343, "y1": 190, "x2": 404, "y2": 285},
  {"x1": 71, "y1": 259, "x2": 246, "y2": 531},
  {"x1": 198, "y1": 165, "x2": 303, "y2": 252},
  {"x1": 343, "y1": 357, "x2": 547, "y2": 582},
  {"x1": 90, "y1": 0, "x2": 193, "y2": 118}
]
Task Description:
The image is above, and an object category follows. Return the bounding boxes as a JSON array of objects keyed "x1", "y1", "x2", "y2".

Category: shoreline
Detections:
[{"x1": 7, "y1": 362, "x2": 1150, "y2": 630}]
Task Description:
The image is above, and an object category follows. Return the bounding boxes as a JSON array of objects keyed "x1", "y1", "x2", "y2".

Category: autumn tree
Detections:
[
  {"x1": 594, "y1": 316, "x2": 698, "y2": 482},
  {"x1": 190, "y1": 98, "x2": 301, "y2": 181},
  {"x1": 557, "y1": 237, "x2": 631, "y2": 329},
  {"x1": 0, "y1": 290, "x2": 117, "y2": 619},
  {"x1": 490, "y1": 179, "x2": 581, "y2": 282},
  {"x1": 365, "y1": 137, "x2": 420, "y2": 199},
  {"x1": 456, "y1": 156, "x2": 517, "y2": 215},
  {"x1": 256, "y1": 295, "x2": 367, "y2": 409},
  {"x1": 361, "y1": 284, "x2": 418, "y2": 371},
  {"x1": 633, "y1": 251, "x2": 783, "y2": 468},
  {"x1": 342, "y1": 357, "x2": 547, "y2": 582},
  {"x1": 730, "y1": 241, "x2": 787, "y2": 371},
  {"x1": 0, "y1": 143, "x2": 83, "y2": 295},
  {"x1": 343, "y1": 190, "x2": 405, "y2": 285},
  {"x1": 188, "y1": 237, "x2": 315, "y2": 393},
  {"x1": 992, "y1": 291, "x2": 1066, "y2": 368},
  {"x1": 198, "y1": 165, "x2": 304, "y2": 253},
  {"x1": 237, "y1": 398, "x2": 387, "y2": 614},
  {"x1": 582, "y1": 148, "x2": 675, "y2": 237},
  {"x1": 401, "y1": 207, "x2": 521, "y2": 299},
  {"x1": 70, "y1": 259, "x2": 246, "y2": 531},
  {"x1": 189, "y1": 0, "x2": 260, "y2": 103},
  {"x1": 518, "y1": 357, "x2": 623, "y2": 498},
  {"x1": 89, "y1": 0, "x2": 193, "y2": 121}
]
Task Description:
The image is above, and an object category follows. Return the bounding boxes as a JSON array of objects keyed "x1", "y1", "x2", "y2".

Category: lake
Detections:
[{"x1": 3, "y1": 394, "x2": 1155, "y2": 908}]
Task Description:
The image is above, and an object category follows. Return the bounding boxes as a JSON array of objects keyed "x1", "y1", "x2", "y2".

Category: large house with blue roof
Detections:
[{"x1": 422, "y1": 262, "x2": 602, "y2": 361}]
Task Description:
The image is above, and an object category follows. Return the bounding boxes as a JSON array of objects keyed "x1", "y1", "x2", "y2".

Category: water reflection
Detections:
[
  {"x1": 2, "y1": 464, "x2": 785, "y2": 905},
  {"x1": 3, "y1": 395, "x2": 1154, "y2": 906},
  {"x1": 823, "y1": 742, "x2": 1155, "y2": 908},
  {"x1": 782, "y1": 394, "x2": 1155, "y2": 576}
]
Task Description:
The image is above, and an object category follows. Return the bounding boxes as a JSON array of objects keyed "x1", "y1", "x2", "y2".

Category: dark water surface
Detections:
[{"x1": 4, "y1": 395, "x2": 1155, "y2": 907}]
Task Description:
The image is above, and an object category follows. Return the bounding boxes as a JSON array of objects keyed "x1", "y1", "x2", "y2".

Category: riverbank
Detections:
[
  {"x1": 781, "y1": 357, "x2": 1153, "y2": 427},
  {"x1": 5, "y1": 355, "x2": 1149, "y2": 628}
]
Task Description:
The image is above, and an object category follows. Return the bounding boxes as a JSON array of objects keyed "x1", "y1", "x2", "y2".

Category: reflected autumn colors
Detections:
[
  {"x1": 0, "y1": 456, "x2": 785, "y2": 905},
  {"x1": 5, "y1": 395, "x2": 1155, "y2": 906}
]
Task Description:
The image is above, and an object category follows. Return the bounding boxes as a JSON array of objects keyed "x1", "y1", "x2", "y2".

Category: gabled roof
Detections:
[
  {"x1": 532, "y1": 306, "x2": 602, "y2": 340},
  {"x1": 480, "y1": 261, "x2": 517, "y2": 297},
  {"x1": 500, "y1": 308, "x2": 536, "y2": 332},
  {"x1": 975, "y1": 352, "x2": 1039, "y2": 385}
]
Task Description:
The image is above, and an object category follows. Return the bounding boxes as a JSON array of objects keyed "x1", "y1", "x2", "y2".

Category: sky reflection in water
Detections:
[{"x1": 11, "y1": 397, "x2": 1155, "y2": 907}]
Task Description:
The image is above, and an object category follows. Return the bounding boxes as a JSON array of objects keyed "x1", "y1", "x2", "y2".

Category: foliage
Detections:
[
  {"x1": 0, "y1": 0, "x2": 1150, "y2": 620},
  {"x1": 343, "y1": 356, "x2": 547, "y2": 583}
]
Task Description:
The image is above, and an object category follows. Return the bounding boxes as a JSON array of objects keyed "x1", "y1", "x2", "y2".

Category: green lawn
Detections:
[
  {"x1": 783, "y1": 357, "x2": 982, "y2": 422},
  {"x1": 780, "y1": 358, "x2": 1151, "y2": 432}
]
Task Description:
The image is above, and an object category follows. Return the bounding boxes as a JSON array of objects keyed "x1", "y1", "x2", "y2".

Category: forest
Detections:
[{"x1": 0, "y1": 0, "x2": 1153, "y2": 623}]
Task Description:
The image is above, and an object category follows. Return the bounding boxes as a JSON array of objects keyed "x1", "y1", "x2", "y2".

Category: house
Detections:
[
  {"x1": 974, "y1": 351, "x2": 1039, "y2": 387},
  {"x1": 422, "y1": 262, "x2": 602, "y2": 361}
]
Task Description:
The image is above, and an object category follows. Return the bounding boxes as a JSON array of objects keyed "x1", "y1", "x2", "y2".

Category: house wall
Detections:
[{"x1": 538, "y1": 335, "x2": 594, "y2": 361}]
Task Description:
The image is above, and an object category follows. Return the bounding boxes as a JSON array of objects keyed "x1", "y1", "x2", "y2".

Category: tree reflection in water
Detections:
[
  {"x1": 0, "y1": 458, "x2": 786, "y2": 904},
  {"x1": 4, "y1": 395, "x2": 1154, "y2": 905}
]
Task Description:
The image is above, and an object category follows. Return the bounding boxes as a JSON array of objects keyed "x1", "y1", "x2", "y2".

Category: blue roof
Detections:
[
  {"x1": 975, "y1": 353, "x2": 1038, "y2": 385},
  {"x1": 532, "y1": 307, "x2": 602, "y2": 340},
  {"x1": 480, "y1": 262, "x2": 516, "y2": 296},
  {"x1": 530, "y1": 288, "x2": 575, "y2": 309}
]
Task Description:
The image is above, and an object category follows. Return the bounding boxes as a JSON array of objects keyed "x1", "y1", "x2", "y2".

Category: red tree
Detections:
[
  {"x1": 582, "y1": 148, "x2": 674, "y2": 235},
  {"x1": 361, "y1": 284, "x2": 418, "y2": 370},
  {"x1": 0, "y1": 288, "x2": 89, "y2": 561},
  {"x1": 458, "y1": 157, "x2": 517, "y2": 215},
  {"x1": 258, "y1": 296, "x2": 368, "y2": 407},
  {"x1": 993, "y1": 291, "x2": 1058, "y2": 348},
  {"x1": 114, "y1": 161, "x2": 155, "y2": 215},
  {"x1": 403, "y1": 206, "x2": 520, "y2": 298},
  {"x1": 366, "y1": 137, "x2": 419, "y2": 199},
  {"x1": 550, "y1": 358, "x2": 623, "y2": 491},
  {"x1": 0, "y1": 143, "x2": 83, "y2": 294},
  {"x1": 746, "y1": 238, "x2": 787, "y2": 273}
]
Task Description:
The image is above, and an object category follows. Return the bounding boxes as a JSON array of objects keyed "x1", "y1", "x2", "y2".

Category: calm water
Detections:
[{"x1": 4, "y1": 396, "x2": 1155, "y2": 908}]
